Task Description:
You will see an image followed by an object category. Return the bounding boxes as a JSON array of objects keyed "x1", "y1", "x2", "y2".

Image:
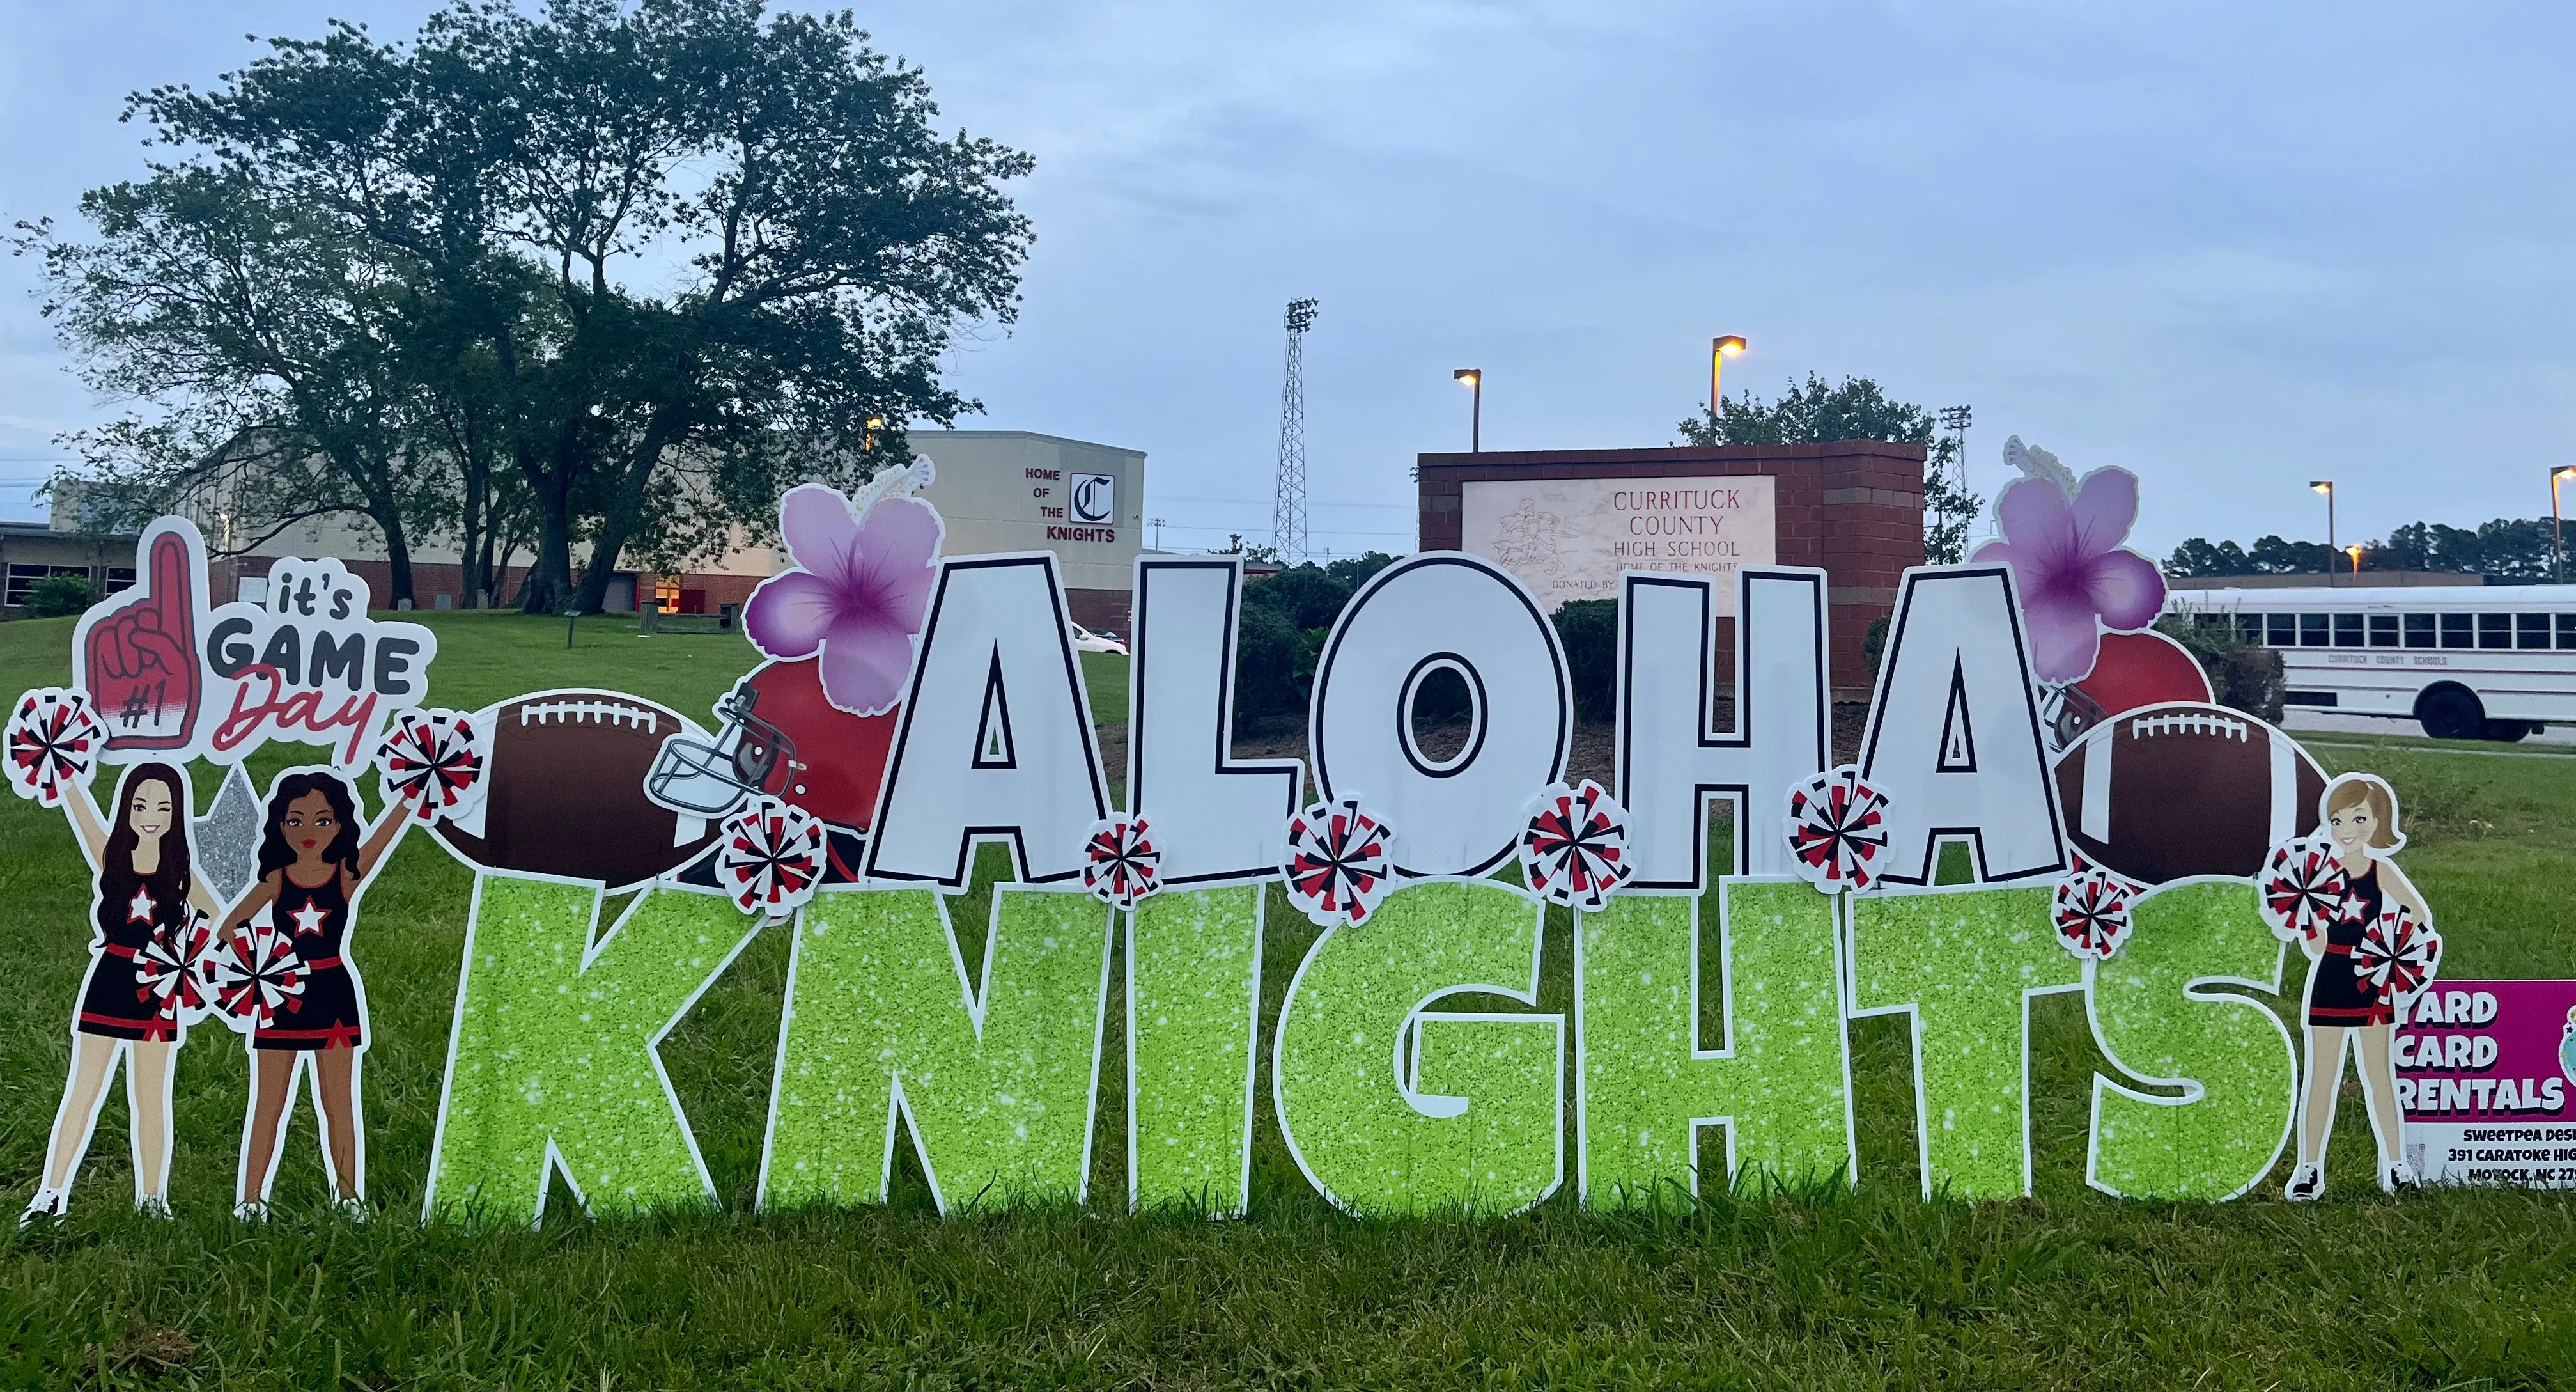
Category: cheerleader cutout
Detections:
[
  {"x1": 216, "y1": 769, "x2": 421, "y2": 1219},
  {"x1": 17, "y1": 753, "x2": 222, "y2": 1223},
  {"x1": 2285, "y1": 773, "x2": 2440, "y2": 1200}
]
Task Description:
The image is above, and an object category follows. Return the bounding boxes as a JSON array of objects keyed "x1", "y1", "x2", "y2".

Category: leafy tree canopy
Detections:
[
  {"x1": 26, "y1": 0, "x2": 1033, "y2": 613},
  {"x1": 1677, "y1": 373, "x2": 1978, "y2": 563},
  {"x1": 2166, "y1": 517, "x2": 2566, "y2": 584}
]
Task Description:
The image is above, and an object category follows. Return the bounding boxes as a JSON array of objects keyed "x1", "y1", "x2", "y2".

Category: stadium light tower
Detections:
[{"x1": 1274, "y1": 298, "x2": 1318, "y2": 564}]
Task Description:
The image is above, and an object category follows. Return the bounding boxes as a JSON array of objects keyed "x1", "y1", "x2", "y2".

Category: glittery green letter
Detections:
[
  {"x1": 2088, "y1": 879, "x2": 2295, "y2": 1200},
  {"x1": 759, "y1": 887, "x2": 1113, "y2": 1213},
  {"x1": 1126, "y1": 886, "x2": 1264, "y2": 1216},
  {"x1": 1271, "y1": 880, "x2": 1562, "y2": 1216},
  {"x1": 1574, "y1": 878, "x2": 1852, "y2": 1206},
  {"x1": 1847, "y1": 886, "x2": 2084, "y2": 1199},
  {"x1": 426, "y1": 877, "x2": 761, "y2": 1225}
]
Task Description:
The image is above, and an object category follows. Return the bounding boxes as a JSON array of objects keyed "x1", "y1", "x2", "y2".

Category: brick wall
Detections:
[
  {"x1": 1066, "y1": 587, "x2": 1130, "y2": 637},
  {"x1": 231, "y1": 558, "x2": 772, "y2": 615},
  {"x1": 1416, "y1": 439, "x2": 1926, "y2": 700}
]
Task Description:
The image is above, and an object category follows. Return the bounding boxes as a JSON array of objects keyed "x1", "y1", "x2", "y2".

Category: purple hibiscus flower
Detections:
[
  {"x1": 744, "y1": 483, "x2": 945, "y2": 716},
  {"x1": 1971, "y1": 467, "x2": 2165, "y2": 684}
]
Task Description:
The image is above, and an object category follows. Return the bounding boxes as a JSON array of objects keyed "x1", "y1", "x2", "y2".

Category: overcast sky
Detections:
[{"x1": 2, "y1": 1, "x2": 2570, "y2": 560}]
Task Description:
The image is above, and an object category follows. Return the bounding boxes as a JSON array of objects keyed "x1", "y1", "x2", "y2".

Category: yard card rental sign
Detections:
[{"x1": 10, "y1": 460, "x2": 2570, "y2": 1225}]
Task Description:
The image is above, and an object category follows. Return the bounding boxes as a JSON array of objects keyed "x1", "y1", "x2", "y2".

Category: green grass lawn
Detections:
[{"x1": 2, "y1": 611, "x2": 2574, "y2": 1388}]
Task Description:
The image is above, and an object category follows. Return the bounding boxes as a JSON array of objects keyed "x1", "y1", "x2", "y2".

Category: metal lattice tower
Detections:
[
  {"x1": 1273, "y1": 298, "x2": 1318, "y2": 563},
  {"x1": 1938, "y1": 403, "x2": 1973, "y2": 540}
]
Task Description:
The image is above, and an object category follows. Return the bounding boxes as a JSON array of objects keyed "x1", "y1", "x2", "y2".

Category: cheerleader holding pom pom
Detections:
[
  {"x1": 215, "y1": 727, "x2": 490, "y2": 1222},
  {"x1": 16, "y1": 744, "x2": 223, "y2": 1224},
  {"x1": 2284, "y1": 773, "x2": 2440, "y2": 1200},
  {"x1": 215, "y1": 770, "x2": 423, "y2": 1219}
]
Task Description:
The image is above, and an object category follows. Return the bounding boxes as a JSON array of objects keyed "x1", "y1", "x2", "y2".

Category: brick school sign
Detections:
[{"x1": 1419, "y1": 441, "x2": 1926, "y2": 700}]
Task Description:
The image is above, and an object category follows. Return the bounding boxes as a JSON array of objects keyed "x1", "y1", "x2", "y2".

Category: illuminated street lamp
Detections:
[
  {"x1": 2311, "y1": 481, "x2": 2336, "y2": 586},
  {"x1": 2554, "y1": 466, "x2": 2576, "y2": 583},
  {"x1": 2345, "y1": 544, "x2": 2363, "y2": 580},
  {"x1": 1710, "y1": 335, "x2": 1747, "y2": 421},
  {"x1": 1454, "y1": 368, "x2": 1482, "y2": 453}
]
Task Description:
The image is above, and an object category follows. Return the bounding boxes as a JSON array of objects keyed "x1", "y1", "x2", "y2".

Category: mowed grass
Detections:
[{"x1": 1, "y1": 611, "x2": 2574, "y2": 1388}]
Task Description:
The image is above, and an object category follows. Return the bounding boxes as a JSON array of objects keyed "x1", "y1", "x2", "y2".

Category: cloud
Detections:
[{"x1": 2, "y1": 0, "x2": 2570, "y2": 555}]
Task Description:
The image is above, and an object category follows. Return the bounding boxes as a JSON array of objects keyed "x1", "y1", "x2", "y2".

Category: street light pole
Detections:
[
  {"x1": 2554, "y1": 467, "x2": 2575, "y2": 584},
  {"x1": 2311, "y1": 480, "x2": 2336, "y2": 587},
  {"x1": 1454, "y1": 368, "x2": 1482, "y2": 452},
  {"x1": 1710, "y1": 336, "x2": 1747, "y2": 430}
]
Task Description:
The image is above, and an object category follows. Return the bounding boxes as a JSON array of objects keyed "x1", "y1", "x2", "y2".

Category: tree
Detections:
[
  {"x1": 47, "y1": 0, "x2": 1033, "y2": 613},
  {"x1": 2166, "y1": 538, "x2": 2251, "y2": 577},
  {"x1": 2246, "y1": 535, "x2": 2337, "y2": 575},
  {"x1": 21, "y1": 168, "x2": 451, "y2": 602},
  {"x1": 2472, "y1": 518, "x2": 2556, "y2": 583},
  {"x1": 1323, "y1": 551, "x2": 1399, "y2": 591},
  {"x1": 1677, "y1": 373, "x2": 1978, "y2": 563}
]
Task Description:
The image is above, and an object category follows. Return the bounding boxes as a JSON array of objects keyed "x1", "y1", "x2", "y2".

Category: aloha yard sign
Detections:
[{"x1": 10, "y1": 458, "x2": 2570, "y2": 1226}]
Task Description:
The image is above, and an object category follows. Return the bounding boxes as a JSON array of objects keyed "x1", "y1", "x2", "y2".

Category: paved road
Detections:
[{"x1": 2281, "y1": 709, "x2": 2576, "y2": 749}]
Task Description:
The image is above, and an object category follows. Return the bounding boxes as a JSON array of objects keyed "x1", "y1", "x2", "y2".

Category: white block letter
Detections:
[
  {"x1": 1128, "y1": 558, "x2": 1302, "y2": 884},
  {"x1": 1310, "y1": 554, "x2": 1569, "y2": 879},
  {"x1": 1856, "y1": 566, "x2": 2066, "y2": 886},
  {"x1": 1618, "y1": 568, "x2": 1831, "y2": 888},
  {"x1": 865, "y1": 556, "x2": 1109, "y2": 887}
]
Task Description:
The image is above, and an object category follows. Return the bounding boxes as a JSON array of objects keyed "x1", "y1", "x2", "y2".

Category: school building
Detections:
[{"x1": 6, "y1": 431, "x2": 1149, "y2": 632}]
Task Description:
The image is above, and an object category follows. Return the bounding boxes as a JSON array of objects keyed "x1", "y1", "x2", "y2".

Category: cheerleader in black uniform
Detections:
[
  {"x1": 217, "y1": 769, "x2": 416, "y2": 1217},
  {"x1": 23, "y1": 762, "x2": 221, "y2": 1223},
  {"x1": 2285, "y1": 773, "x2": 2430, "y2": 1200}
]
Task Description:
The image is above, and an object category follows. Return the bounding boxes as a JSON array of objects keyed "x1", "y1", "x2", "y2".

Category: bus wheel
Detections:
[
  {"x1": 2480, "y1": 719, "x2": 2536, "y2": 743},
  {"x1": 2417, "y1": 686, "x2": 2485, "y2": 740}
]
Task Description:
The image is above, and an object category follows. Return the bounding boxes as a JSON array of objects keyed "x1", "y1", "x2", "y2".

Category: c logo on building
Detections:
[{"x1": 1070, "y1": 473, "x2": 1116, "y2": 524}]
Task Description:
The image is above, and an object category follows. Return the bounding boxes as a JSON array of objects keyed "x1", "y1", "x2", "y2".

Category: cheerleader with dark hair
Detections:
[
  {"x1": 23, "y1": 761, "x2": 221, "y2": 1223},
  {"x1": 217, "y1": 768, "x2": 418, "y2": 1219}
]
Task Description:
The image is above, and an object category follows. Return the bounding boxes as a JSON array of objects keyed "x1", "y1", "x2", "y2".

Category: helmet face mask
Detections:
[{"x1": 646, "y1": 682, "x2": 800, "y2": 817}]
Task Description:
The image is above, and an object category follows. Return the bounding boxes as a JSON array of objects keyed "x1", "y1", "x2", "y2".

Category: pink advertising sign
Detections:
[{"x1": 2399, "y1": 979, "x2": 2576, "y2": 1187}]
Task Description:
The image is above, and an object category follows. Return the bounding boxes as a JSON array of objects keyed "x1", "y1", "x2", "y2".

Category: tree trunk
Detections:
[
  {"x1": 378, "y1": 520, "x2": 416, "y2": 611},
  {"x1": 518, "y1": 500, "x2": 576, "y2": 614},
  {"x1": 569, "y1": 419, "x2": 681, "y2": 617},
  {"x1": 572, "y1": 501, "x2": 635, "y2": 617},
  {"x1": 458, "y1": 446, "x2": 488, "y2": 611},
  {"x1": 515, "y1": 441, "x2": 580, "y2": 614}
]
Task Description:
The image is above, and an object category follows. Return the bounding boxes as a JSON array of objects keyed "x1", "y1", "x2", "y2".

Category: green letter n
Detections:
[{"x1": 759, "y1": 887, "x2": 1114, "y2": 1214}]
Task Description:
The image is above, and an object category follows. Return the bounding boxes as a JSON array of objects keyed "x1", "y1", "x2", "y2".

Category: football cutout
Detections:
[
  {"x1": 430, "y1": 689, "x2": 720, "y2": 893},
  {"x1": 2051, "y1": 701, "x2": 2326, "y2": 886}
]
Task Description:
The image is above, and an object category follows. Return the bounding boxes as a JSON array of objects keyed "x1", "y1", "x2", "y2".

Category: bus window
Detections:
[
  {"x1": 2268, "y1": 613, "x2": 2297, "y2": 646},
  {"x1": 2334, "y1": 613, "x2": 2364, "y2": 647},
  {"x1": 2479, "y1": 613, "x2": 2513, "y2": 649},
  {"x1": 2405, "y1": 613, "x2": 2436, "y2": 648},
  {"x1": 2368, "y1": 614, "x2": 2399, "y2": 647},
  {"x1": 2559, "y1": 614, "x2": 2576, "y2": 649},
  {"x1": 2301, "y1": 613, "x2": 2330, "y2": 646},
  {"x1": 2518, "y1": 613, "x2": 2552, "y2": 649},
  {"x1": 2442, "y1": 613, "x2": 2474, "y2": 648},
  {"x1": 2238, "y1": 614, "x2": 2262, "y2": 645}
]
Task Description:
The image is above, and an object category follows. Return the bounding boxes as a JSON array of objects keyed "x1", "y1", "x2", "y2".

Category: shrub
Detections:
[
  {"x1": 1251, "y1": 565, "x2": 1352, "y2": 632},
  {"x1": 1232, "y1": 600, "x2": 1307, "y2": 722},
  {"x1": 24, "y1": 574, "x2": 102, "y2": 617},
  {"x1": 1551, "y1": 600, "x2": 1618, "y2": 723},
  {"x1": 2153, "y1": 614, "x2": 2285, "y2": 724}
]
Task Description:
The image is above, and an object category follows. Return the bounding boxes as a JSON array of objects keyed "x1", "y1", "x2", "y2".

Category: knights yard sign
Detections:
[{"x1": 8, "y1": 457, "x2": 2546, "y2": 1226}]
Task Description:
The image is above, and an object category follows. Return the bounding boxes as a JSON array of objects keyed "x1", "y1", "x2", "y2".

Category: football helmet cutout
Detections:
[{"x1": 646, "y1": 660, "x2": 897, "y2": 829}]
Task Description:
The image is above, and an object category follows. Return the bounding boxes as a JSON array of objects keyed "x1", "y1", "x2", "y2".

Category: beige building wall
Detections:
[
  {"x1": 913, "y1": 430, "x2": 1146, "y2": 598},
  {"x1": 35, "y1": 430, "x2": 1144, "y2": 623}
]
